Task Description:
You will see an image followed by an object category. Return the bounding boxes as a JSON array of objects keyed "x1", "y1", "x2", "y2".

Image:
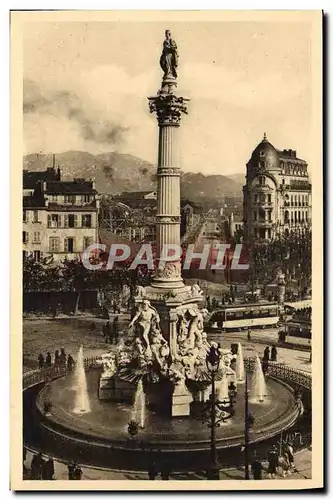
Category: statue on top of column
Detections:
[{"x1": 160, "y1": 30, "x2": 178, "y2": 80}]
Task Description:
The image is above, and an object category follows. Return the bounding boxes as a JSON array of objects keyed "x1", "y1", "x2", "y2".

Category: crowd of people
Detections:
[
  {"x1": 23, "y1": 449, "x2": 83, "y2": 480},
  {"x1": 24, "y1": 450, "x2": 55, "y2": 480},
  {"x1": 250, "y1": 442, "x2": 295, "y2": 480},
  {"x1": 37, "y1": 348, "x2": 75, "y2": 372}
]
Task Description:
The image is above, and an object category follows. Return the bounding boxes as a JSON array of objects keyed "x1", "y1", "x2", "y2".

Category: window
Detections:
[
  {"x1": 267, "y1": 194, "x2": 271, "y2": 203},
  {"x1": 64, "y1": 237, "x2": 75, "y2": 253},
  {"x1": 254, "y1": 194, "x2": 259, "y2": 203},
  {"x1": 82, "y1": 195, "x2": 91, "y2": 203},
  {"x1": 49, "y1": 237, "x2": 60, "y2": 252},
  {"x1": 259, "y1": 176, "x2": 266, "y2": 186},
  {"x1": 23, "y1": 231, "x2": 28, "y2": 243},
  {"x1": 33, "y1": 251, "x2": 41, "y2": 262},
  {"x1": 83, "y1": 237, "x2": 93, "y2": 249},
  {"x1": 259, "y1": 194, "x2": 265, "y2": 203},
  {"x1": 82, "y1": 214, "x2": 92, "y2": 228},
  {"x1": 23, "y1": 211, "x2": 29, "y2": 223},
  {"x1": 23, "y1": 250, "x2": 26, "y2": 261},
  {"x1": 33, "y1": 210, "x2": 38, "y2": 222},
  {"x1": 267, "y1": 229, "x2": 272, "y2": 239},
  {"x1": 65, "y1": 214, "x2": 78, "y2": 228},
  {"x1": 64, "y1": 195, "x2": 76, "y2": 204},
  {"x1": 282, "y1": 179, "x2": 285, "y2": 185},
  {"x1": 253, "y1": 211, "x2": 257, "y2": 221},
  {"x1": 49, "y1": 195, "x2": 57, "y2": 202},
  {"x1": 33, "y1": 232, "x2": 41, "y2": 243},
  {"x1": 48, "y1": 214, "x2": 60, "y2": 227}
]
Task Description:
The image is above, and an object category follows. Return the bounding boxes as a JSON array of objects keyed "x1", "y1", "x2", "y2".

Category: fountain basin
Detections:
[{"x1": 35, "y1": 368, "x2": 300, "y2": 470}]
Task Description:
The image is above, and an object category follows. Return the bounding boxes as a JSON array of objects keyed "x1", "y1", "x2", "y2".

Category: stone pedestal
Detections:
[{"x1": 171, "y1": 381, "x2": 192, "y2": 417}]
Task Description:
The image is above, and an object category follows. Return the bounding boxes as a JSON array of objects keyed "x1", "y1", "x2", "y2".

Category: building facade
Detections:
[
  {"x1": 243, "y1": 134, "x2": 312, "y2": 241},
  {"x1": 23, "y1": 168, "x2": 99, "y2": 261}
]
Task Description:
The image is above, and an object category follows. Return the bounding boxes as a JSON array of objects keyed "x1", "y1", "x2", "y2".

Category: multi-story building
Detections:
[
  {"x1": 23, "y1": 167, "x2": 99, "y2": 261},
  {"x1": 243, "y1": 134, "x2": 312, "y2": 241}
]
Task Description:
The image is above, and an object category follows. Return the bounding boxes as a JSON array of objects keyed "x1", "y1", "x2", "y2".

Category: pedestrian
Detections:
[
  {"x1": 251, "y1": 451, "x2": 263, "y2": 480},
  {"x1": 271, "y1": 346, "x2": 277, "y2": 362},
  {"x1": 267, "y1": 445, "x2": 279, "y2": 479},
  {"x1": 45, "y1": 352, "x2": 52, "y2": 367},
  {"x1": 30, "y1": 452, "x2": 44, "y2": 480},
  {"x1": 279, "y1": 452, "x2": 290, "y2": 477},
  {"x1": 105, "y1": 320, "x2": 113, "y2": 344},
  {"x1": 113, "y1": 301, "x2": 117, "y2": 314},
  {"x1": 161, "y1": 462, "x2": 171, "y2": 480},
  {"x1": 59, "y1": 348, "x2": 66, "y2": 366},
  {"x1": 286, "y1": 442, "x2": 295, "y2": 470},
  {"x1": 23, "y1": 446, "x2": 27, "y2": 473},
  {"x1": 263, "y1": 346, "x2": 270, "y2": 361},
  {"x1": 42, "y1": 456, "x2": 55, "y2": 480},
  {"x1": 148, "y1": 461, "x2": 157, "y2": 480},
  {"x1": 247, "y1": 328, "x2": 251, "y2": 341},
  {"x1": 67, "y1": 461, "x2": 76, "y2": 480},
  {"x1": 67, "y1": 354, "x2": 75, "y2": 372},
  {"x1": 74, "y1": 464, "x2": 83, "y2": 480},
  {"x1": 38, "y1": 353, "x2": 44, "y2": 370},
  {"x1": 113, "y1": 316, "x2": 119, "y2": 344},
  {"x1": 54, "y1": 350, "x2": 60, "y2": 366}
]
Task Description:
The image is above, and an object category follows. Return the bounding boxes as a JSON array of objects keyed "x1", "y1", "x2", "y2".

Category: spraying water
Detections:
[
  {"x1": 131, "y1": 379, "x2": 146, "y2": 428},
  {"x1": 236, "y1": 343, "x2": 245, "y2": 383},
  {"x1": 73, "y1": 345, "x2": 91, "y2": 414},
  {"x1": 251, "y1": 355, "x2": 267, "y2": 403}
]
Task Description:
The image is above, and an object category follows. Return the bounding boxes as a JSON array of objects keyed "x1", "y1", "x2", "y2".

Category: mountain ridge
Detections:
[{"x1": 23, "y1": 151, "x2": 243, "y2": 202}]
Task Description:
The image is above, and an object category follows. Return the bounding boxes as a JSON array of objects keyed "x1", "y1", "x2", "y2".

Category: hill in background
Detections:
[{"x1": 23, "y1": 151, "x2": 243, "y2": 203}]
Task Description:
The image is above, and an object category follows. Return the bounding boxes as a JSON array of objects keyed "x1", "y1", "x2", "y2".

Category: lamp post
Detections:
[
  {"x1": 205, "y1": 345, "x2": 222, "y2": 480},
  {"x1": 244, "y1": 372, "x2": 254, "y2": 479}
]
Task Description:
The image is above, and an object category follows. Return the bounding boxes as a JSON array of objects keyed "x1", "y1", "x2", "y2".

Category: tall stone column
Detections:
[{"x1": 148, "y1": 93, "x2": 189, "y2": 289}]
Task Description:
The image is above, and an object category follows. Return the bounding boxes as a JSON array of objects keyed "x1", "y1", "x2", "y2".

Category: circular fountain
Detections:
[{"x1": 34, "y1": 331, "x2": 301, "y2": 471}]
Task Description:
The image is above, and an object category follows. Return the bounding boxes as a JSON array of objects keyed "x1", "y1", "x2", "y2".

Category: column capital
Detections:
[{"x1": 148, "y1": 94, "x2": 189, "y2": 127}]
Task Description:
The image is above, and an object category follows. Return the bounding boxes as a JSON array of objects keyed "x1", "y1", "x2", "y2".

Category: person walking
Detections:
[
  {"x1": 38, "y1": 353, "x2": 44, "y2": 370},
  {"x1": 74, "y1": 464, "x2": 83, "y2": 480},
  {"x1": 59, "y1": 348, "x2": 66, "y2": 367},
  {"x1": 105, "y1": 320, "x2": 112, "y2": 344},
  {"x1": 267, "y1": 445, "x2": 279, "y2": 479},
  {"x1": 250, "y1": 451, "x2": 263, "y2": 480},
  {"x1": 247, "y1": 328, "x2": 252, "y2": 341},
  {"x1": 67, "y1": 461, "x2": 76, "y2": 480},
  {"x1": 161, "y1": 462, "x2": 171, "y2": 480},
  {"x1": 113, "y1": 316, "x2": 119, "y2": 344},
  {"x1": 263, "y1": 346, "x2": 270, "y2": 361},
  {"x1": 271, "y1": 346, "x2": 277, "y2": 362},
  {"x1": 67, "y1": 354, "x2": 75, "y2": 372},
  {"x1": 42, "y1": 456, "x2": 55, "y2": 480},
  {"x1": 54, "y1": 350, "x2": 60, "y2": 367},
  {"x1": 30, "y1": 452, "x2": 44, "y2": 480},
  {"x1": 148, "y1": 461, "x2": 158, "y2": 480},
  {"x1": 45, "y1": 352, "x2": 52, "y2": 367},
  {"x1": 286, "y1": 442, "x2": 295, "y2": 471}
]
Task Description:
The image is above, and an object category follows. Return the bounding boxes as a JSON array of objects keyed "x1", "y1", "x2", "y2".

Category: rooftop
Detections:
[{"x1": 45, "y1": 180, "x2": 96, "y2": 194}]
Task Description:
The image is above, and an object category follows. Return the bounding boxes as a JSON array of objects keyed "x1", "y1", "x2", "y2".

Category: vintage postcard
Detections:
[{"x1": 10, "y1": 10, "x2": 323, "y2": 491}]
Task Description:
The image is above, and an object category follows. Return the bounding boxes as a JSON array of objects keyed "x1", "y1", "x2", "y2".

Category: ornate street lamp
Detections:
[
  {"x1": 204, "y1": 345, "x2": 222, "y2": 480},
  {"x1": 244, "y1": 373, "x2": 255, "y2": 479}
]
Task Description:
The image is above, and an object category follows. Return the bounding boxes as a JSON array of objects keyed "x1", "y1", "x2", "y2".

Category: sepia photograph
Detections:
[{"x1": 10, "y1": 9, "x2": 323, "y2": 490}]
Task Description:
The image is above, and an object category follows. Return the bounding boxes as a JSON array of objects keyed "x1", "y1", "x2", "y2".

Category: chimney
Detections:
[
  {"x1": 52, "y1": 153, "x2": 56, "y2": 169},
  {"x1": 42, "y1": 181, "x2": 47, "y2": 192},
  {"x1": 92, "y1": 180, "x2": 96, "y2": 190},
  {"x1": 57, "y1": 166, "x2": 61, "y2": 180}
]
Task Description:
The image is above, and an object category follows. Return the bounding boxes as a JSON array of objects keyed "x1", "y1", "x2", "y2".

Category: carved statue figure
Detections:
[
  {"x1": 135, "y1": 286, "x2": 146, "y2": 298},
  {"x1": 191, "y1": 283, "x2": 203, "y2": 297},
  {"x1": 101, "y1": 352, "x2": 116, "y2": 377},
  {"x1": 129, "y1": 300, "x2": 160, "y2": 351},
  {"x1": 160, "y1": 30, "x2": 178, "y2": 80}
]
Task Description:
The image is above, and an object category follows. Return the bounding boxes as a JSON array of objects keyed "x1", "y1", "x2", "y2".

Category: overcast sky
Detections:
[{"x1": 23, "y1": 20, "x2": 312, "y2": 175}]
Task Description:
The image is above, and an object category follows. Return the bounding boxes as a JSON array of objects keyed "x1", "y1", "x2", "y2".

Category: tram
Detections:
[{"x1": 207, "y1": 302, "x2": 280, "y2": 332}]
